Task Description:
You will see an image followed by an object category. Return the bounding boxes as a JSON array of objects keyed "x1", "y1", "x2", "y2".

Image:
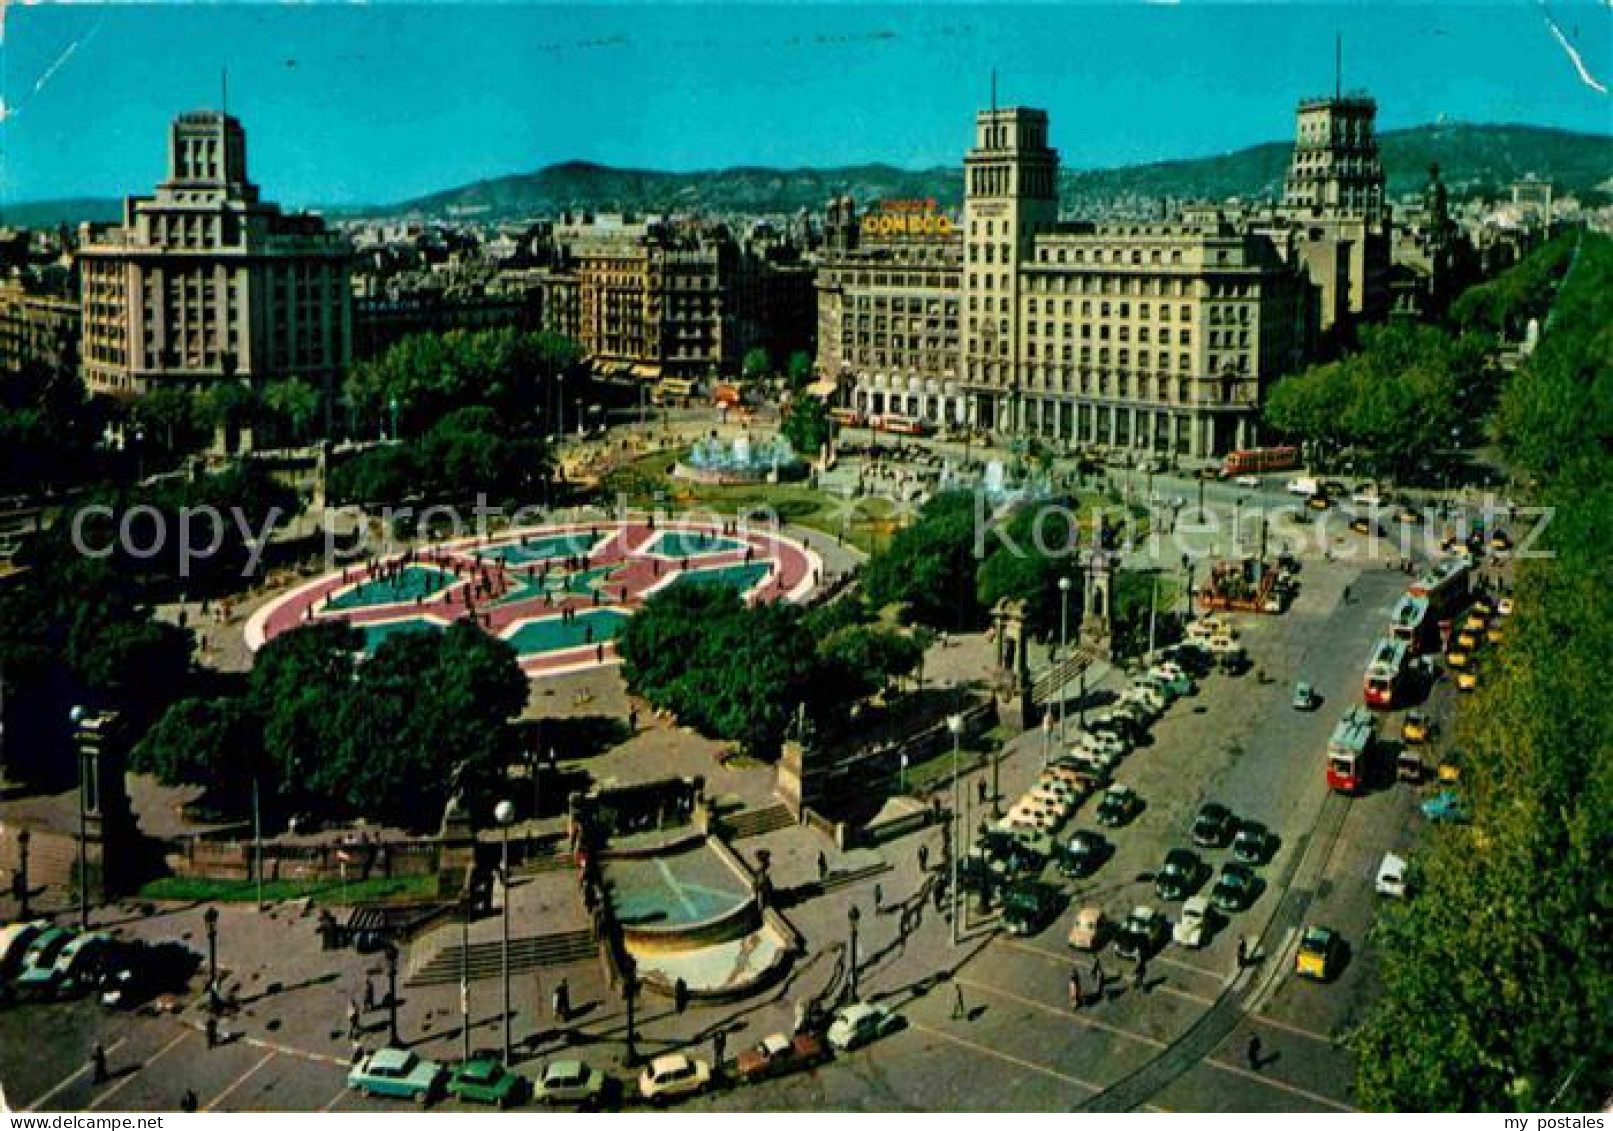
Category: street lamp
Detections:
[
  {"x1": 847, "y1": 905, "x2": 861, "y2": 1003},
  {"x1": 459, "y1": 896, "x2": 472, "y2": 1065},
  {"x1": 622, "y1": 953, "x2": 640, "y2": 1068},
  {"x1": 15, "y1": 828, "x2": 30, "y2": 918},
  {"x1": 384, "y1": 943, "x2": 400, "y2": 1045},
  {"x1": 203, "y1": 907, "x2": 220, "y2": 1012},
  {"x1": 1058, "y1": 577, "x2": 1073, "y2": 746},
  {"x1": 947, "y1": 714, "x2": 963, "y2": 948},
  {"x1": 71, "y1": 704, "x2": 88, "y2": 930},
  {"x1": 494, "y1": 799, "x2": 516, "y2": 1065}
]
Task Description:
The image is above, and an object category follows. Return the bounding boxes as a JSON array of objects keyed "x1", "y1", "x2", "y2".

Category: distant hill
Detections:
[
  {"x1": 374, "y1": 123, "x2": 1610, "y2": 219},
  {"x1": 9, "y1": 123, "x2": 1608, "y2": 228}
]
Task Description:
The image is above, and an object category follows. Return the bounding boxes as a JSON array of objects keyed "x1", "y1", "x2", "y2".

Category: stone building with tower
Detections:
[{"x1": 77, "y1": 111, "x2": 354, "y2": 419}]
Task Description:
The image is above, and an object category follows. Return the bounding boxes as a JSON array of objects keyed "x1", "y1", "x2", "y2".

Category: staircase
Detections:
[
  {"x1": 721, "y1": 803, "x2": 795, "y2": 840},
  {"x1": 405, "y1": 929, "x2": 597, "y2": 987},
  {"x1": 1030, "y1": 648, "x2": 1098, "y2": 707}
]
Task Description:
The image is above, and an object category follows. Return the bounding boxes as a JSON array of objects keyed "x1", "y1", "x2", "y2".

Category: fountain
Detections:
[{"x1": 673, "y1": 431, "x2": 807, "y2": 485}]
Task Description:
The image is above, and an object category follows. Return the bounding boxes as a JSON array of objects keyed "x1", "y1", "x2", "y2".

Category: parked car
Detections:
[
  {"x1": 1497, "y1": 597, "x2": 1514, "y2": 617},
  {"x1": 734, "y1": 1031, "x2": 828, "y2": 1084},
  {"x1": 1002, "y1": 881, "x2": 1064, "y2": 937},
  {"x1": 1076, "y1": 730, "x2": 1129, "y2": 762},
  {"x1": 1210, "y1": 862, "x2": 1260, "y2": 913},
  {"x1": 447, "y1": 1056, "x2": 528, "y2": 1108},
  {"x1": 1294, "y1": 926, "x2": 1343, "y2": 981},
  {"x1": 1231, "y1": 822, "x2": 1273, "y2": 866},
  {"x1": 1457, "y1": 669, "x2": 1479, "y2": 692},
  {"x1": 1173, "y1": 896, "x2": 1213, "y2": 949},
  {"x1": 533, "y1": 1059, "x2": 607, "y2": 1107},
  {"x1": 639, "y1": 1054, "x2": 713, "y2": 1104},
  {"x1": 1154, "y1": 849, "x2": 1205, "y2": 901},
  {"x1": 1058, "y1": 830, "x2": 1109, "y2": 878},
  {"x1": 347, "y1": 1048, "x2": 446, "y2": 1104},
  {"x1": 1374, "y1": 853, "x2": 1409, "y2": 899},
  {"x1": 1067, "y1": 905, "x2": 1107, "y2": 951},
  {"x1": 1291, "y1": 681, "x2": 1319, "y2": 710},
  {"x1": 1095, "y1": 785, "x2": 1141, "y2": 828},
  {"x1": 1190, "y1": 803, "x2": 1236, "y2": 849},
  {"x1": 1113, "y1": 906, "x2": 1167, "y2": 961},
  {"x1": 0, "y1": 921, "x2": 47, "y2": 980},
  {"x1": 1420, "y1": 790, "x2": 1470, "y2": 823},
  {"x1": 14, "y1": 927, "x2": 74, "y2": 993},
  {"x1": 1401, "y1": 711, "x2": 1433, "y2": 745},
  {"x1": 827, "y1": 1002, "x2": 899, "y2": 1053},
  {"x1": 1234, "y1": 474, "x2": 1260, "y2": 488}
]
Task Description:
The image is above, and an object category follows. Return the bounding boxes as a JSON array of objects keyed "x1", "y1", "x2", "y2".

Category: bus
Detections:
[
  {"x1": 1327, "y1": 705, "x2": 1377, "y2": 793},
  {"x1": 1221, "y1": 446, "x2": 1299, "y2": 478},
  {"x1": 829, "y1": 407, "x2": 865, "y2": 428},
  {"x1": 871, "y1": 414, "x2": 930, "y2": 437},
  {"x1": 1363, "y1": 636, "x2": 1411, "y2": 708},
  {"x1": 1409, "y1": 558, "x2": 1471, "y2": 621},
  {"x1": 1388, "y1": 594, "x2": 1432, "y2": 652}
]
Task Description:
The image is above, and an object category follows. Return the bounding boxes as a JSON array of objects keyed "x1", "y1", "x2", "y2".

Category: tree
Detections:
[
  {"x1": 863, "y1": 491, "x2": 984, "y2": 629},
  {"x1": 132, "y1": 696, "x2": 264, "y2": 801},
  {"x1": 975, "y1": 497, "x2": 1082, "y2": 636},
  {"x1": 262, "y1": 376, "x2": 322, "y2": 443},
  {"x1": 786, "y1": 351, "x2": 814, "y2": 391},
  {"x1": 818, "y1": 625, "x2": 923, "y2": 698},
  {"x1": 781, "y1": 394, "x2": 830, "y2": 458},
  {"x1": 742, "y1": 347, "x2": 772, "y2": 382}
]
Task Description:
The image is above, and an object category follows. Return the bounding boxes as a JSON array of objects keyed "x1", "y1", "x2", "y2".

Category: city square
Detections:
[{"x1": 0, "y1": 1, "x2": 1608, "y2": 1120}]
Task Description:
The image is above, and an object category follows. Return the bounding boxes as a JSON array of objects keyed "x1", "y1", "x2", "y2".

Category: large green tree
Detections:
[{"x1": 862, "y1": 491, "x2": 983, "y2": 629}]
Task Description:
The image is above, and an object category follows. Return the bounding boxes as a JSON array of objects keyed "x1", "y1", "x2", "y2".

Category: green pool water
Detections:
[
  {"x1": 476, "y1": 532, "x2": 602, "y2": 565},
  {"x1": 664, "y1": 562, "x2": 771, "y2": 594},
  {"x1": 504, "y1": 608, "x2": 631, "y2": 656},
  {"x1": 327, "y1": 565, "x2": 454, "y2": 610},
  {"x1": 360, "y1": 618, "x2": 443, "y2": 652},
  {"x1": 650, "y1": 531, "x2": 746, "y2": 558},
  {"x1": 493, "y1": 565, "x2": 620, "y2": 606}
]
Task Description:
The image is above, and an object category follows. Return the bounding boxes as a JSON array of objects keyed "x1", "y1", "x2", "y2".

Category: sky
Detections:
[{"x1": 1, "y1": 2, "x2": 1608, "y2": 209}]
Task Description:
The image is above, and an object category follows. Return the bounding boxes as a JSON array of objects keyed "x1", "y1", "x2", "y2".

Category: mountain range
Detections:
[{"x1": 6, "y1": 124, "x2": 1608, "y2": 229}]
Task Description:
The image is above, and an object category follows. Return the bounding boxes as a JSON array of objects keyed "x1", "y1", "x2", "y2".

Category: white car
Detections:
[
  {"x1": 1150, "y1": 661, "x2": 1190, "y2": 683},
  {"x1": 1173, "y1": 896, "x2": 1212, "y2": 948},
  {"x1": 638, "y1": 1054, "x2": 713, "y2": 1103},
  {"x1": 1497, "y1": 597, "x2": 1514, "y2": 617},
  {"x1": 1122, "y1": 686, "x2": 1167, "y2": 714},
  {"x1": 1375, "y1": 853, "x2": 1408, "y2": 898},
  {"x1": 1033, "y1": 779, "x2": 1080, "y2": 807},
  {"x1": 1077, "y1": 730, "x2": 1129, "y2": 759},
  {"x1": 1234, "y1": 474, "x2": 1260, "y2": 488},
  {"x1": 1026, "y1": 788, "x2": 1074, "y2": 819}
]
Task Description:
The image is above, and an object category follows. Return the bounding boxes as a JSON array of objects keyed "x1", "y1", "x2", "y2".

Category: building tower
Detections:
[
  {"x1": 1282, "y1": 94, "x2": 1385, "y2": 221},
  {"x1": 960, "y1": 96, "x2": 1059, "y2": 432}
]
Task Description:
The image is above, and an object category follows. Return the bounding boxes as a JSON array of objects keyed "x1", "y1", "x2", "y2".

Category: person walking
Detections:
[
  {"x1": 1090, "y1": 955, "x2": 1105, "y2": 990},
  {"x1": 1246, "y1": 1034, "x2": 1264, "y2": 1071},
  {"x1": 91, "y1": 1043, "x2": 109, "y2": 1085},
  {"x1": 181, "y1": 1089, "x2": 198, "y2": 1113},
  {"x1": 673, "y1": 978, "x2": 689, "y2": 1014},
  {"x1": 917, "y1": 844, "x2": 929, "y2": 873},
  {"x1": 1068, "y1": 969, "x2": 1083, "y2": 1011},
  {"x1": 817, "y1": 852, "x2": 829, "y2": 883},
  {"x1": 205, "y1": 1014, "x2": 219, "y2": 1049},
  {"x1": 873, "y1": 883, "x2": 883, "y2": 912},
  {"x1": 1236, "y1": 936, "x2": 1249, "y2": 969},
  {"x1": 553, "y1": 977, "x2": 571, "y2": 1024},
  {"x1": 1132, "y1": 958, "x2": 1148, "y2": 994},
  {"x1": 347, "y1": 997, "x2": 360, "y2": 1041},
  {"x1": 951, "y1": 984, "x2": 967, "y2": 1020},
  {"x1": 363, "y1": 975, "x2": 376, "y2": 1013}
]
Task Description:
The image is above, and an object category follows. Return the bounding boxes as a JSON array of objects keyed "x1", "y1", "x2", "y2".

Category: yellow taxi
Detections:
[
  {"x1": 1446, "y1": 649, "x2": 1471, "y2": 669},
  {"x1": 1487, "y1": 624, "x2": 1506, "y2": 645},
  {"x1": 1437, "y1": 758, "x2": 1462, "y2": 786},
  {"x1": 1456, "y1": 630, "x2": 1479, "y2": 651},
  {"x1": 1307, "y1": 494, "x2": 1330, "y2": 511},
  {"x1": 1457, "y1": 668, "x2": 1479, "y2": 692},
  {"x1": 1401, "y1": 711, "x2": 1433, "y2": 745},
  {"x1": 1463, "y1": 611, "x2": 1488, "y2": 633},
  {"x1": 1295, "y1": 926, "x2": 1342, "y2": 981}
]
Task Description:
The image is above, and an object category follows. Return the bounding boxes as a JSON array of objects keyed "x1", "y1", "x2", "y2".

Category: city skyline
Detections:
[{"x1": 2, "y1": 2, "x2": 1609, "y2": 209}]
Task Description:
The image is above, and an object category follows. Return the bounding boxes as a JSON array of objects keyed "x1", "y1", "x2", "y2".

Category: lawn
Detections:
[{"x1": 138, "y1": 872, "x2": 440, "y2": 905}]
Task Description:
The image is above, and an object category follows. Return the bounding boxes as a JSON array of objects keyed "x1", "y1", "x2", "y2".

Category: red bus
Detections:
[
  {"x1": 1409, "y1": 558, "x2": 1470, "y2": 620},
  {"x1": 1363, "y1": 636, "x2": 1411, "y2": 708},
  {"x1": 1221, "y1": 446, "x2": 1299, "y2": 478},
  {"x1": 872, "y1": 414, "x2": 931, "y2": 437},
  {"x1": 1327, "y1": 706, "x2": 1377, "y2": 793}
]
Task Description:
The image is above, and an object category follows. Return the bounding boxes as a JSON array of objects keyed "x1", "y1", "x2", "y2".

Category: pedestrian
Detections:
[
  {"x1": 1090, "y1": 955, "x2": 1105, "y2": 988},
  {"x1": 951, "y1": 984, "x2": 967, "y2": 1020},
  {"x1": 713, "y1": 1029, "x2": 727, "y2": 1069},
  {"x1": 554, "y1": 977, "x2": 571, "y2": 1023},
  {"x1": 977, "y1": 778, "x2": 988, "y2": 806},
  {"x1": 91, "y1": 1042, "x2": 109, "y2": 1085},
  {"x1": 873, "y1": 883, "x2": 883, "y2": 912},
  {"x1": 347, "y1": 997, "x2": 360, "y2": 1040},
  {"x1": 1246, "y1": 1033, "x2": 1264, "y2": 1071},
  {"x1": 1236, "y1": 936, "x2": 1248, "y2": 969},
  {"x1": 674, "y1": 977, "x2": 689, "y2": 1014},
  {"x1": 1068, "y1": 969, "x2": 1083, "y2": 1010},
  {"x1": 1132, "y1": 959, "x2": 1148, "y2": 993},
  {"x1": 363, "y1": 976, "x2": 376, "y2": 1013},
  {"x1": 205, "y1": 1014, "x2": 219, "y2": 1049},
  {"x1": 817, "y1": 851, "x2": 829, "y2": 882},
  {"x1": 917, "y1": 844, "x2": 929, "y2": 873},
  {"x1": 181, "y1": 1089, "x2": 198, "y2": 1113}
]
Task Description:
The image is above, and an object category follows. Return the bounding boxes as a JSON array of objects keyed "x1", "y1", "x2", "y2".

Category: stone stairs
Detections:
[
  {"x1": 405, "y1": 928, "x2": 596, "y2": 987},
  {"x1": 720, "y1": 803, "x2": 795, "y2": 840}
]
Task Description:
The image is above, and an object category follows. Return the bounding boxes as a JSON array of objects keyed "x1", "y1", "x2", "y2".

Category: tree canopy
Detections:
[{"x1": 780, "y1": 394, "x2": 830, "y2": 459}]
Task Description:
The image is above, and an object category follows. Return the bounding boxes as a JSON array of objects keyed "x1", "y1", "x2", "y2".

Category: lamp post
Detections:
[
  {"x1": 947, "y1": 714, "x2": 963, "y2": 947},
  {"x1": 384, "y1": 943, "x2": 399, "y2": 1045},
  {"x1": 71, "y1": 704, "x2": 88, "y2": 930},
  {"x1": 622, "y1": 953, "x2": 640, "y2": 1068},
  {"x1": 1041, "y1": 709, "x2": 1052, "y2": 771},
  {"x1": 494, "y1": 799, "x2": 516, "y2": 1065},
  {"x1": 847, "y1": 905, "x2": 861, "y2": 1003},
  {"x1": 459, "y1": 897, "x2": 472, "y2": 1065},
  {"x1": 204, "y1": 907, "x2": 219, "y2": 1012},
  {"x1": 14, "y1": 828, "x2": 29, "y2": 917},
  {"x1": 1058, "y1": 577, "x2": 1073, "y2": 746}
]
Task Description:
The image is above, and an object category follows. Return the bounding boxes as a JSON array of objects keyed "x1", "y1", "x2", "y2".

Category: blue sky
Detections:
[{"x1": 2, "y1": 2, "x2": 1608, "y2": 208}]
